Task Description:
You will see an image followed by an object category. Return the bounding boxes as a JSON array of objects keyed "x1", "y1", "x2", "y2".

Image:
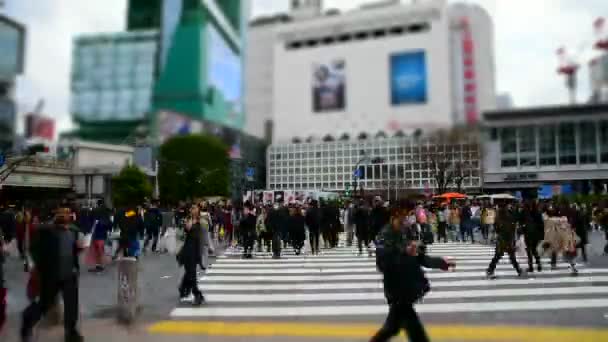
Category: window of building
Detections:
[
  {"x1": 500, "y1": 128, "x2": 517, "y2": 167},
  {"x1": 538, "y1": 125, "x2": 556, "y2": 166},
  {"x1": 579, "y1": 121, "x2": 597, "y2": 164},
  {"x1": 601, "y1": 121, "x2": 608, "y2": 163},
  {"x1": 518, "y1": 126, "x2": 536, "y2": 167},
  {"x1": 559, "y1": 123, "x2": 576, "y2": 165}
]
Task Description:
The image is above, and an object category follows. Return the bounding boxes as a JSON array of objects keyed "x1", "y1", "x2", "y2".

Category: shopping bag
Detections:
[
  {"x1": 515, "y1": 235, "x2": 527, "y2": 256},
  {"x1": 82, "y1": 220, "x2": 98, "y2": 248}
]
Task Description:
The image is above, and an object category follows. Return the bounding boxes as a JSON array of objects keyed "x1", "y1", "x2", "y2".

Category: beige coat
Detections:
[{"x1": 541, "y1": 217, "x2": 577, "y2": 256}]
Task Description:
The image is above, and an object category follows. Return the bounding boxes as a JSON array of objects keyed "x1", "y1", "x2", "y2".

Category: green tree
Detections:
[
  {"x1": 112, "y1": 164, "x2": 153, "y2": 207},
  {"x1": 158, "y1": 134, "x2": 229, "y2": 203}
]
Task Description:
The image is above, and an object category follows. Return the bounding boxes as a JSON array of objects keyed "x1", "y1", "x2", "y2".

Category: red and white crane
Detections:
[{"x1": 556, "y1": 46, "x2": 580, "y2": 104}]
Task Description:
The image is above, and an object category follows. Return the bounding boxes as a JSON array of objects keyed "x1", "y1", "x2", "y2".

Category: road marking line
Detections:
[
  {"x1": 211, "y1": 260, "x2": 573, "y2": 268},
  {"x1": 148, "y1": 321, "x2": 608, "y2": 341},
  {"x1": 170, "y1": 298, "x2": 608, "y2": 317},
  {"x1": 199, "y1": 275, "x2": 608, "y2": 291},
  {"x1": 201, "y1": 268, "x2": 608, "y2": 282},
  {"x1": 203, "y1": 286, "x2": 608, "y2": 302}
]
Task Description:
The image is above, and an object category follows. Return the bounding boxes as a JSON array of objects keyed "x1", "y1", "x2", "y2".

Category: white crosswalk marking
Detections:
[{"x1": 171, "y1": 236, "x2": 608, "y2": 319}]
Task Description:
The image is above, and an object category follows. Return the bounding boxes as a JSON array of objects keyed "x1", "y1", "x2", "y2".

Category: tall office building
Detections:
[
  {"x1": 0, "y1": 14, "x2": 25, "y2": 153},
  {"x1": 67, "y1": 0, "x2": 246, "y2": 144}
]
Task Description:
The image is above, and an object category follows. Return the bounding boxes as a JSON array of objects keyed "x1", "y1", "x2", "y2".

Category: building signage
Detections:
[
  {"x1": 0, "y1": 15, "x2": 25, "y2": 80},
  {"x1": 503, "y1": 173, "x2": 538, "y2": 182}
]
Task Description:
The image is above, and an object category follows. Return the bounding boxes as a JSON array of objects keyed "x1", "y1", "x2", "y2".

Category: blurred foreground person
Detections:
[
  {"x1": 177, "y1": 204, "x2": 205, "y2": 305},
  {"x1": 372, "y1": 216, "x2": 454, "y2": 342},
  {"x1": 21, "y1": 207, "x2": 84, "y2": 342},
  {"x1": 1, "y1": 204, "x2": 17, "y2": 332}
]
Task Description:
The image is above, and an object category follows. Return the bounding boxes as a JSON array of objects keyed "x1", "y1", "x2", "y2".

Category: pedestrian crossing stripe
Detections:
[
  {"x1": 170, "y1": 235, "x2": 608, "y2": 321},
  {"x1": 196, "y1": 286, "x2": 608, "y2": 302},
  {"x1": 199, "y1": 275, "x2": 608, "y2": 291},
  {"x1": 201, "y1": 268, "x2": 606, "y2": 282},
  {"x1": 171, "y1": 298, "x2": 608, "y2": 317},
  {"x1": 207, "y1": 262, "x2": 588, "y2": 280},
  {"x1": 148, "y1": 321, "x2": 608, "y2": 341}
]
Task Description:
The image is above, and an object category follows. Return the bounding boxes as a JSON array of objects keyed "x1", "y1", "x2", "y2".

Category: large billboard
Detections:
[
  {"x1": 25, "y1": 114, "x2": 55, "y2": 140},
  {"x1": 207, "y1": 24, "x2": 243, "y2": 129},
  {"x1": 0, "y1": 15, "x2": 25, "y2": 79},
  {"x1": 312, "y1": 60, "x2": 346, "y2": 112},
  {"x1": 389, "y1": 51, "x2": 428, "y2": 105}
]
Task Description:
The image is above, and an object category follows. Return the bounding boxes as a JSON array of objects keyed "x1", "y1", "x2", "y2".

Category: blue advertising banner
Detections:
[{"x1": 389, "y1": 51, "x2": 428, "y2": 105}]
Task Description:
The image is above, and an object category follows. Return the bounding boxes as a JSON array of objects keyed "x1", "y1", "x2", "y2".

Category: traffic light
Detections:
[{"x1": 26, "y1": 144, "x2": 49, "y2": 155}]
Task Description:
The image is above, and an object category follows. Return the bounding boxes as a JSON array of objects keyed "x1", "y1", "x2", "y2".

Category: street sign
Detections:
[
  {"x1": 245, "y1": 167, "x2": 255, "y2": 181},
  {"x1": 0, "y1": 153, "x2": 4, "y2": 167},
  {"x1": 353, "y1": 168, "x2": 362, "y2": 178}
]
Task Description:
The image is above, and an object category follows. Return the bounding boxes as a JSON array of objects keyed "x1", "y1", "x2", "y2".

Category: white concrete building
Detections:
[{"x1": 245, "y1": 0, "x2": 495, "y2": 143}]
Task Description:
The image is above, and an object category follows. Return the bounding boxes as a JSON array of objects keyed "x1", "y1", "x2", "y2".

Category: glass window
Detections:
[
  {"x1": 601, "y1": 121, "x2": 608, "y2": 163},
  {"x1": 558, "y1": 123, "x2": 576, "y2": 165},
  {"x1": 579, "y1": 122, "x2": 597, "y2": 164},
  {"x1": 500, "y1": 127, "x2": 517, "y2": 167},
  {"x1": 538, "y1": 126, "x2": 557, "y2": 166},
  {"x1": 518, "y1": 126, "x2": 536, "y2": 167}
]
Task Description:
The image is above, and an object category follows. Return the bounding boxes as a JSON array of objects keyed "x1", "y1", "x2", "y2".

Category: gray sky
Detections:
[{"x1": 2, "y1": 0, "x2": 606, "y2": 134}]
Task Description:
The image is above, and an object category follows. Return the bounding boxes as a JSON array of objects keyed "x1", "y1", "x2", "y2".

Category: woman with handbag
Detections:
[{"x1": 177, "y1": 204, "x2": 205, "y2": 305}]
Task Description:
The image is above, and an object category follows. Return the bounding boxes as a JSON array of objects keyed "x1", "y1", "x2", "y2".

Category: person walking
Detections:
[
  {"x1": 87, "y1": 202, "x2": 112, "y2": 272},
  {"x1": 521, "y1": 201, "x2": 544, "y2": 273},
  {"x1": 436, "y1": 204, "x2": 448, "y2": 243},
  {"x1": 267, "y1": 203, "x2": 282, "y2": 259},
  {"x1": 240, "y1": 203, "x2": 257, "y2": 258},
  {"x1": 480, "y1": 203, "x2": 496, "y2": 244},
  {"x1": 486, "y1": 203, "x2": 525, "y2": 279},
  {"x1": 541, "y1": 206, "x2": 579, "y2": 275},
  {"x1": 21, "y1": 206, "x2": 84, "y2": 342},
  {"x1": 448, "y1": 204, "x2": 461, "y2": 242},
  {"x1": 572, "y1": 204, "x2": 589, "y2": 263},
  {"x1": 355, "y1": 201, "x2": 371, "y2": 256},
  {"x1": 177, "y1": 204, "x2": 205, "y2": 306},
  {"x1": 0, "y1": 204, "x2": 16, "y2": 332},
  {"x1": 305, "y1": 200, "x2": 322, "y2": 255},
  {"x1": 460, "y1": 201, "x2": 474, "y2": 243},
  {"x1": 344, "y1": 202, "x2": 356, "y2": 247},
  {"x1": 143, "y1": 201, "x2": 162, "y2": 253},
  {"x1": 289, "y1": 205, "x2": 306, "y2": 255},
  {"x1": 372, "y1": 215, "x2": 455, "y2": 342}
]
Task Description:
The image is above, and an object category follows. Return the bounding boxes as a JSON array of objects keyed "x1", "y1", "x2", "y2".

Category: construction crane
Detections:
[
  {"x1": 594, "y1": 17, "x2": 608, "y2": 51},
  {"x1": 556, "y1": 47, "x2": 580, "y2": 104}
]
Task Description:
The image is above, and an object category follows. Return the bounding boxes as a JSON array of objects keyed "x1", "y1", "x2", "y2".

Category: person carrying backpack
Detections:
[{"x1": 373, "y1": 216, "x2": 455, "y2": 342}]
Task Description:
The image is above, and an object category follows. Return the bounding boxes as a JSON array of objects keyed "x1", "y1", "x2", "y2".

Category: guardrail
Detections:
[{"x1": 5, "y1": 156, "x2": 73, "y2": 169}]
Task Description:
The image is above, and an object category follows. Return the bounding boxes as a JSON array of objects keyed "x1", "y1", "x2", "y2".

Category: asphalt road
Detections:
[{"x1": 2, "y1": 230, "x2": 608, "y2": 342}]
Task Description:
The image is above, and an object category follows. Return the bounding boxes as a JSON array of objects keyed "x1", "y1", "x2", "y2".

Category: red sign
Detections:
[{"x1": 25, "y1": 114, "x2": 55, "y2": 140}]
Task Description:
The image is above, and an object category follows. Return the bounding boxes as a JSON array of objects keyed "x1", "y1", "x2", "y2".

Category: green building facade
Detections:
[{"x1": 67, "y1": 0, "x2": 246, "y2": 144}]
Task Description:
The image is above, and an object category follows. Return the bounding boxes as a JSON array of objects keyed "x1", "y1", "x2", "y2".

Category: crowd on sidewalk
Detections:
[{"x1": 1, "y1": 195, "x2": 608, "y2": 342}]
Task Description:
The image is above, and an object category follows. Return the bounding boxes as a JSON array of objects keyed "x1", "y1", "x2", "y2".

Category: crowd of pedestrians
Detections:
[{"x1": 2, "y1": 195, "x2": 608, "y2": 342}]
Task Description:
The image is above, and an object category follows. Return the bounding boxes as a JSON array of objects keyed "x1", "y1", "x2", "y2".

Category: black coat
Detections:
[
  {"x1": 354, "y1": 207, "x2": 370, "y2": 238},
  {"x1": 305, "y1": 207, "x2": 321, "y2": 232},
  {"x1": 370, "y1": 206, "x2": 389, "y2": 237},
  {"x1": 30, "y1": 224, "x2": 81, "y2": 283},
  {"x1": 521, "y1": 208, "x2": 544, "y2": 243},
  {"x1": 382, "y1": 250, "x2": 448, "y2": 304},
  {"x1": 289, "y1": 213, "x2": 306, "y2": 242},
  {"x1": 177, "y1": 224, "x2": 202, "y2": 266}
]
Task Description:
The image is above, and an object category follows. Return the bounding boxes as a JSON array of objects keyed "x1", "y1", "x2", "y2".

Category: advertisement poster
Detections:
[
  {"x1": 390, "y1": 51, "x2": 428, "y2": 105},
  {"x1": 263, "y1": 191, "x2": 274, "y2": 204},
  {"x1": 274, "y1": 191, "x2": 285, "y2": 204},
  {"x1": 158, "y1": 111, "x2": 201, "y2": 143},
  {"x1": 312, "y1": 60, "x2": 345, "y2": 112}
]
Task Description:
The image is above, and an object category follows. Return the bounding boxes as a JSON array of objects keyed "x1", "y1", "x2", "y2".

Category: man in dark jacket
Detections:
[
  {"x1": 355, "y1": 201, "x2": 371, "y2": 256},
  {"x1": 143, "y1": 202, "x2": 162, "y2": 253},
  {"x1": 521, "y1": 201, "x2": 544, "y2": 273},
  {"x1": 372, "y1": 216, "x2": 454, "y2": 342},
  {"x1": 370, "y1": 198, "x2": 389, "y2": 243},
  {"x1": 266, "y1": 205, "x2": 282, "y2": 258},
  {"x1": 21, "y1": 206, "x2": 84, "y2": 342},
  {"x1": 486, "y1": 204, "x2": 525, "y2": 279},
  {"x1": 305, "y1": 201, "x2": 322, "y2": 255},
  {"x1": 240, "y1": 203, "x2": 257, "y2": 258}
]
